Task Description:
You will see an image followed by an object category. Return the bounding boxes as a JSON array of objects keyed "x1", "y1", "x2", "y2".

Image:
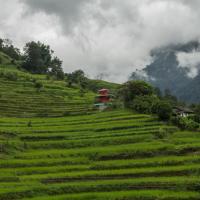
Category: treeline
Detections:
[
  {"x1": 0, "y1": 38, "x2": 64, "y2": 80},
  {"x1": 0, "y1": 38, "x2": 116, "y2": 92},
  {"x1": 65, "y1": 70, "x2": 115, "y2": 92},
  {"x1": 0, "y1": 38, "x2": 21, "y2": 61},
  {"x1": 22, "y1": 41, "x2": 64, "y2": 79},
  {"x1": 118, "y1": 80, "x2": 200, "y2": 131}
]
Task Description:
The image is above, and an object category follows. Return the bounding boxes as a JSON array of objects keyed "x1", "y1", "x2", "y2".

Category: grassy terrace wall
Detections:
[
  {"x1": 0, "y1": 110, "x2": 200, "y2": 200},
  {"x1": 0, "y1": 67, "x2": 95, "y2": 117},
  {"x1": 0, "y1": 52, "x2": 13, "y2": 65}
]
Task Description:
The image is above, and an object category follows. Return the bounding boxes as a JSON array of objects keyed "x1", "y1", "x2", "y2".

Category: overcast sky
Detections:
[{"x1": 1, "y1": 0, "x2": 200, "y2": 82}]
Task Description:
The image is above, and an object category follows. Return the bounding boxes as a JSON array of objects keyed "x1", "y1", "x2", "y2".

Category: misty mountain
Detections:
[{"x1": 130, "y1": 41, "x2": 200, "y2": 103}]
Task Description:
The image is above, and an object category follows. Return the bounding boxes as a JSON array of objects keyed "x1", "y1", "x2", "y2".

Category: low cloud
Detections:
[
  {"x1": 22, "y1": 0, "x2": 93, "y2": 34},
  {"x1": 1, "y1": 0, "x2": 200, "y2": 82},
  {"x1": 177, "y1": 51, "x2": 200, "y2": 78}
]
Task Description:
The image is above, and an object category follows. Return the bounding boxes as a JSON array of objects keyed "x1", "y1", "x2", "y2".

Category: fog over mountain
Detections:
[
  {"x1": 1, "y1": 0, "x2": 200, "y2": 82},
  {"x1": 130, "y1": 41, "x2": 200, "y2": 103}
]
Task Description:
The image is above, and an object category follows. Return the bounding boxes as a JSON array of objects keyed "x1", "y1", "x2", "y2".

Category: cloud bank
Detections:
[
  {"x1": 177, "y1": 51, "x2": 200, "y2": 78},
  {"x1": 1, "y1": 0, "x2": 200, "y2": 82}
]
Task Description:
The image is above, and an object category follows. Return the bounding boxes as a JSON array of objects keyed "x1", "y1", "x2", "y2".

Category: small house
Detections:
[
  {"x1": 173, "y1": 106, "x2": 194, "y2": 118},
  {"x1": 97, "y1": 89, "x2": 111, "y2": 103},
  {"x1": 94, "y1": 88, "x2": 114, "y2": 111}
]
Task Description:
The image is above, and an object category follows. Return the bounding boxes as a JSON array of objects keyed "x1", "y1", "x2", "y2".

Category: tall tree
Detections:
[
  {"x1": 22, "y1": 41, "x2": 53, "y2": 74},
  {"x1": 0, "y1": 39, "x2": 3, "y2": 50},
  {"x1": 118, "y1": 80, "x2": 154, "y2": 107},
  {"x1": 50, "y1": 57, "x2": 64, "y2": 80},
  {"x1": 0, "y1": 38, "x2": 21, "y2": 60}
]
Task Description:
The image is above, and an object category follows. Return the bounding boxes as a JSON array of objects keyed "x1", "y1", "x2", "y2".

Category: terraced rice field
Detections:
[
  {"x1": 0, "y1": 68, "x2": 95, "y2": 117},
  {"x1": 0, "y1": 110, "x2": 200, "y2": 199}
]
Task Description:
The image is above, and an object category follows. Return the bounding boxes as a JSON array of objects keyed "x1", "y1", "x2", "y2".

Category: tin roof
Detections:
[
  {"x1": 173, "y1": 106, "x2": 194, "y2": 114},
  {"x1": 99, "y1": 88, "x2": 109, "y2": 92}
]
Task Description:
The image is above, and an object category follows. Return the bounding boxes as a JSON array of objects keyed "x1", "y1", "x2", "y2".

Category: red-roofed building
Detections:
[
  {"x1": 94, "y1": 88, "x2": 114, "y2": 111},
  {"x1": 98, "y1": 89, "x2": 110, "y2": 103}
]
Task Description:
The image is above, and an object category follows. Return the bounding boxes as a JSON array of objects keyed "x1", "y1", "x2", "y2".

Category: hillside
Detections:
[
  {"x1": 0, "y1": 50, "x2": 200, "y2": 200},
  {"x1": 0, "y1": 68, "x2": 95, "y2": 117},
  {"x1": 130, "y1": 41, "x2": 200, "y2": 103},
  {"x1": 0, "y1": 110, "x2": 200, "y2": 199},
  {"x1": 0, "y1": 53, "x2": 121, "y2": 118}
]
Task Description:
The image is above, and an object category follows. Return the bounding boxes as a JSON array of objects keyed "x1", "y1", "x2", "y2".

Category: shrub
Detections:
[
  {"x1": 11, "y1": 59, "x2": 16, "y2": 65},
  {"x1": 154, "y1": 128, "x2": 169, "y2": 139},
  {"x1": 67, "y1": 80, "x2": 72, "y2": 88},
  {"x1": 34, "y1": 81, "x2": 43, "y2": 91},
  {"x1": 31, "y1": 78, "x2": 37, "y2": 83},
  {"x1": 156, "y1": 101, "x2": 172, "y2": 121},
  {"x1": 118, "y1": 81, "x2": 154, "y2": 108},
  {"x1": 46, "y1": 75, "x2": 51, "y2": 80},
  {"x1": 27, "y1": 121, "x2": 32, "y2": 127},
  {"x1": 63, "y1": 111, "x2": 71, "y2": 116},
  {"x1": 154, "y1": 126, "x2": 178, "y2": 139},
  {"x1": 193, "y1": 115, "x2": 200, "y2": 123},
  {"x1": 191, "y1": 105, "x2": 200, "y2": 123},
  {"x1": 0, "y1": 71, "x2": 5, "y2": 77},
  {"x1": 131, "y1": 95, "x2": 159, "y2": 114},
  {"x1": 5, "y1": 72, "x2": 18, "y2": 81},
  {"x1": 177, "y1": 117, "x2": 199, "y2": 130},
  {"x1": 111, "y1": 101, "x2": 123, "y2": 109},
  {"x1": 79, "y1": 88, "x2": 85, "y2": 97}
]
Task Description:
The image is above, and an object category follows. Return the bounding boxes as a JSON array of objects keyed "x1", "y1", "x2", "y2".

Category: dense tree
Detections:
[
  {"x1": 71, "y1": 70, "x2": 85, "y2": 84},
  {"x1": 172, "y1": 116, "x2": 199, "y2": 130},
  {"x1": 163, "y1": 89, "x2": 178, "y2": 105},
  {"x1": 192, "y1": 104, "x2": 200, "y2": 123},
  {"x1": 22, "y1": 41, "x2": 52, "y2": 74},
  {"x1": 131, "y1": 95, "x2": 159, "y2": 114},
  {"x1": 22, "y1": 41, "x2": 64, "y2": 79},
  {"x1": 154, "y1": 87, "x2": 162, "y2": 98},
  {"x1": 0, "y1": 38, "x2": 21, "y2": 60},
  {"x1": 194, "y1": 104, "x2": 200, "y2": 115},
  {"x1": 34, "y1": 81, "x2": 43, "y2": 92},
  {"x1": 50, "y1": 57, "x2": 64, "y2": 80},
  {"x1": 0, "y1": 39, "x2": 3, "y2": 50},
  {"x1": 118, "y1": 80, "x2": 154, "y2": 107},
  {"x1": 156, "y1": 101, "x2": 172, "y2": 121},
  {"x1": 66, "y1": 70, "x2": 88, "y2": 88}
]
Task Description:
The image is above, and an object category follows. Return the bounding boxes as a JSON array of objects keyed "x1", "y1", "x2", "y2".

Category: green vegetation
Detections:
[
  {"x1": 65, "y1": 70, "x2": 119, "y2": 93},
  {"x1": 118, "y1": 80, "x2": 154, "y2": 107},
  {"x1": 156, "y1": 101, "x2": 172, "y2": 121},
  {"x1": 118, "y1": 80, "x2": 200, "y2": 130},
  {"x1": 0, "y1": 47, "x2": 118, "y2": 118},
  {"x1": 0, "y1": 52, "x2": 13, "y2": 65},
  {"x1": 0, "y1": 38, "x2": 21, "y2": 61},
  {"x1": 0, "y1": 38, "x2": 200, "y2": 200},
  {"x1": 22, "y1": 41, "x2": 64, "y2": 79},
  {"x1": 0, "y1": 66, "x2": 95, "y2": 117},
  {"x1": 0, "y1": 38, "x2": 64, "y2": 80},
  {"x1": 0, "y1": 110, "x2": 200, "y2": 199}
]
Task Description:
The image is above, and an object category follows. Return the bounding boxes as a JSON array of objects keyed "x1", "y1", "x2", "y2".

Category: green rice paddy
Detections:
[
  {"x1": 0, "y1": 63, "x2": 200, "y2": 199},
  {"x1": 0, "y1": 67, "x2": 95, "y2": 117},
  {"x1": 0, "y1": 110, "x2": 200, "y2": 200}
]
